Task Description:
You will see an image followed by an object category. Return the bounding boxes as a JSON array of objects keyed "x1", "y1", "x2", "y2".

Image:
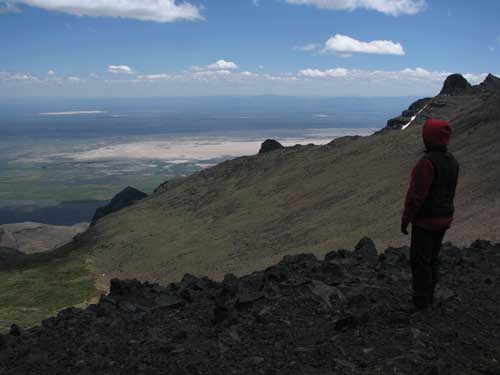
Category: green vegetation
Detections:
[
  {"x1": 0, "y1": 158, "x2": 203, "y2": 206},
  {"x1": 0, "y1": 253, "x2": 99, "y2": 332}
]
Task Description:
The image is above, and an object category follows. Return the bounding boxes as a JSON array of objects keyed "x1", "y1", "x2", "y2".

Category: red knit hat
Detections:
[{"x1": 422, "y1": 119, "x2": 452, "y2": 146}]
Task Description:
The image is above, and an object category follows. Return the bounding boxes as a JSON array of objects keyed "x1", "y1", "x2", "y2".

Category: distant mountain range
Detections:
[{"x1": 63, "y1": 73, "x2": 500, "y2": 285}]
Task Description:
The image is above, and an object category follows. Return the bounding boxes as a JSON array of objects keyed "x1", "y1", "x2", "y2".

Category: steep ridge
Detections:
[
  {"x1": 2, "y1": 239, "x2": 500, "y2": 374},
  {"x1": 73, "y1": 74, "x2": 500, "y2": 285}
]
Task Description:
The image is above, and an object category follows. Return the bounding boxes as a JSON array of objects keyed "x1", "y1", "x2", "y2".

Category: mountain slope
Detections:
[{"x1": 74, "y1": 74, "x2": 500, "y2": 284}]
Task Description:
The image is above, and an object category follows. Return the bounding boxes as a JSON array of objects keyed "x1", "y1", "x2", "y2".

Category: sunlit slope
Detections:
[{"x1": 76, "y1": 91, "x2": 500, "y2": 284}]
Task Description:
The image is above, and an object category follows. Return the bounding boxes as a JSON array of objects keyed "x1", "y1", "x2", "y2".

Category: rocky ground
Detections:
[{"x1": 1, "y1": 238, "x2": 500, "y2": 375}]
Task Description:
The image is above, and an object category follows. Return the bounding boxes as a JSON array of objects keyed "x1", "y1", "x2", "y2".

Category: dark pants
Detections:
[{"x1": 410, "y1": 225, "x2": 446, "y2": 309}]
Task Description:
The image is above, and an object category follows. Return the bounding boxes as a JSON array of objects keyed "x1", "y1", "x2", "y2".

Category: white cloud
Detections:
[
  {"x1": 293, "y1": 43, "x2": 321, "y2": 52},
  {"x1": 208, "y1": 60, "x2": 238, "y2": 70},
  {"x1": 192, "y1": 70, "x2": 233, "y2": 78},
  {"x1": 193, "y1": 59, "x2": 239, "y2": 71},
  {"x1": 299, "y1": 68, "x2": 348, "y2": 77},
  {"x1": 0, "y1": 72, "x2": 39, "y2": 82},
  {"x1": 108, "y1": 65, "x2": 134, "y2": 74},
  {"x1": 66, "y1": 76, "x2": 82, "y2": 82},
  {"x1": 2, "y1": 67, "x2": 494, "y2": 98},
  {"x1": 0, "y1": 2, "x2": 21, "y2": 14},
  {"x1": 321, "y1": 34, "x2": 405, "y2": 56},
  {"x1": 8, "y1": 0, "x2": 202, "y2": 22},
  {"x1": 463, "y1": 73, "x2": 488, "y2": 84},
  {"x1": 47, "y1": 69, "x2": 56, "y2": 76},
  {"x1": 135, "y1": 73, "x2": 175, "y2": 81},
  {"x1": 401, "y1": 67, "x2": 431, "y2": 77},
  {"x1": 285, "y1": 0, "x2": 426, "y2": 16},
  {"x1": 297, "y1": 67, "x2": 457, "y2": 83}
]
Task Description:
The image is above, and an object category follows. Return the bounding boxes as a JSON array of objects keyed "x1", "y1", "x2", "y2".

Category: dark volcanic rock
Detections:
[
  {"x1": 383, "y1": 97, "x2": 432, "y2": 131},
  {"x1": 479, "y1": 73, "x2": 500, "y2": 93},
  {"x1": 259, "y1": 139, "x2": 284, "y2": 154},
  {"x1": 91, "y1": 186, "x2": 147, "y2": 225},
  {"x1": 440, "y1": 73, "x2": 472, "y2": 96},
  {"x1": 2, "y1": 239, "x2": 500, "y2": 375},
  {"x1": 352, "y1": 237, "x2": 378, "y2": 260}
]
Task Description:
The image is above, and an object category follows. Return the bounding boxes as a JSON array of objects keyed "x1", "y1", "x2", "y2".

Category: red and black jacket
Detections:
[{"x1": 402, "y1": 119, "x2": 460, "y2": 231}]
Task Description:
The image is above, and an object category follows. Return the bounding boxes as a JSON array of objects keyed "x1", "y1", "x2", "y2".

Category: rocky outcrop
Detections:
[
  {"x1": 259, "y1": 139, "x2": 284, "y2": 154},
  {"x1": 478, "y1": 73, "x2": 500, "y2": 93},
  {"x1": 2, "y1": 239, "x2": 500, "y2": 374},
  {"x1": 382, "y1": 73, "x2": 500, "y2": 132},
  {"x1": 439, "y1": 74, "x2": 472, "y2": 96},
  {"x1": 383, "y1": 97, "x2": 432, "y2": 131},
  {"x1": 91, "y1": 187, "x2": 147, "y2": 225}
]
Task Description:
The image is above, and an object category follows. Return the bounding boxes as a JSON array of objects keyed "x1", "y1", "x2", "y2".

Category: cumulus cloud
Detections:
[
  {"x1": 322, "y1": 34, "x2": 405, "y2": 56},
  {"x1": 8, "y1": 0, "x2": 202, "y2": 22},
  {"x1": 193, "y1": 59, "x2": 239, "y2": 72},
  {"x1": 285, "y1": 0, "x2": 426, "y2": 16},
  {"x1": 135, "y1": 73, "x2": 175, "y2": 81},
  {"x1": 47, "y1": 69, "x2": 56, "y2": 76},
  {"x1": 297, "y1": 67, "x2": 447, "y2": 81},
  {"x1": 108, "y1": 65, "x2": 135, "y2": 74},
  {"x1": 299, "y1": 68, "x2": 348, "y2": 77},
  {"x1": 208, "y1": 60, "x2": 238, "y2": 70},
  {"x1": 2, "y1": 67, "x2": 494, "y2": 98}
]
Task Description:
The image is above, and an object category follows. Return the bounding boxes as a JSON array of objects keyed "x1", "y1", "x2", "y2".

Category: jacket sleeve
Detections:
[{"x1": 402, "y1": 158, "x2": 435, "y2": 226}]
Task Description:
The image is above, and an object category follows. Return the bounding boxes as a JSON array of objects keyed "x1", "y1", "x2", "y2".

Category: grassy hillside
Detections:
[
  {"x1": 76, "y1": 90, "x2": 500, "y2": 285},
  {"x1": 0, "y1": 250, "x2": 100, "y2": 332}
]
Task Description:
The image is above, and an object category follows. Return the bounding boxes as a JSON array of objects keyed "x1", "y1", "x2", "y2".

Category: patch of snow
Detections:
[{"x1": 402, "y1": 104, "x2": 429, "y2": 130}]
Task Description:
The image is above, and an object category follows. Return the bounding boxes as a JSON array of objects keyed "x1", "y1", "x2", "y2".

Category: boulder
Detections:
[
  {"x1": 352, "y1": 237, "x2": 378, "y2": 260},
  {"x1": 324, "y1": 250, "x2": 341, "y2": 261},
  {"x1": 259, "y1": 139, "x2": 284, "y2": 154}
]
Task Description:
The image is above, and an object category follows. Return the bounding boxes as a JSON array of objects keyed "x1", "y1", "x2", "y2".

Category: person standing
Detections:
[{"x1": 401, "y1": 119, "x2": 460, "y2": 310}]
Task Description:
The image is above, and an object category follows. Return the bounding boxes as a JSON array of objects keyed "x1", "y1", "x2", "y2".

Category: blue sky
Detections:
[{"x1": 0, "y1": 0, "x2": 499, "y2": 97}]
